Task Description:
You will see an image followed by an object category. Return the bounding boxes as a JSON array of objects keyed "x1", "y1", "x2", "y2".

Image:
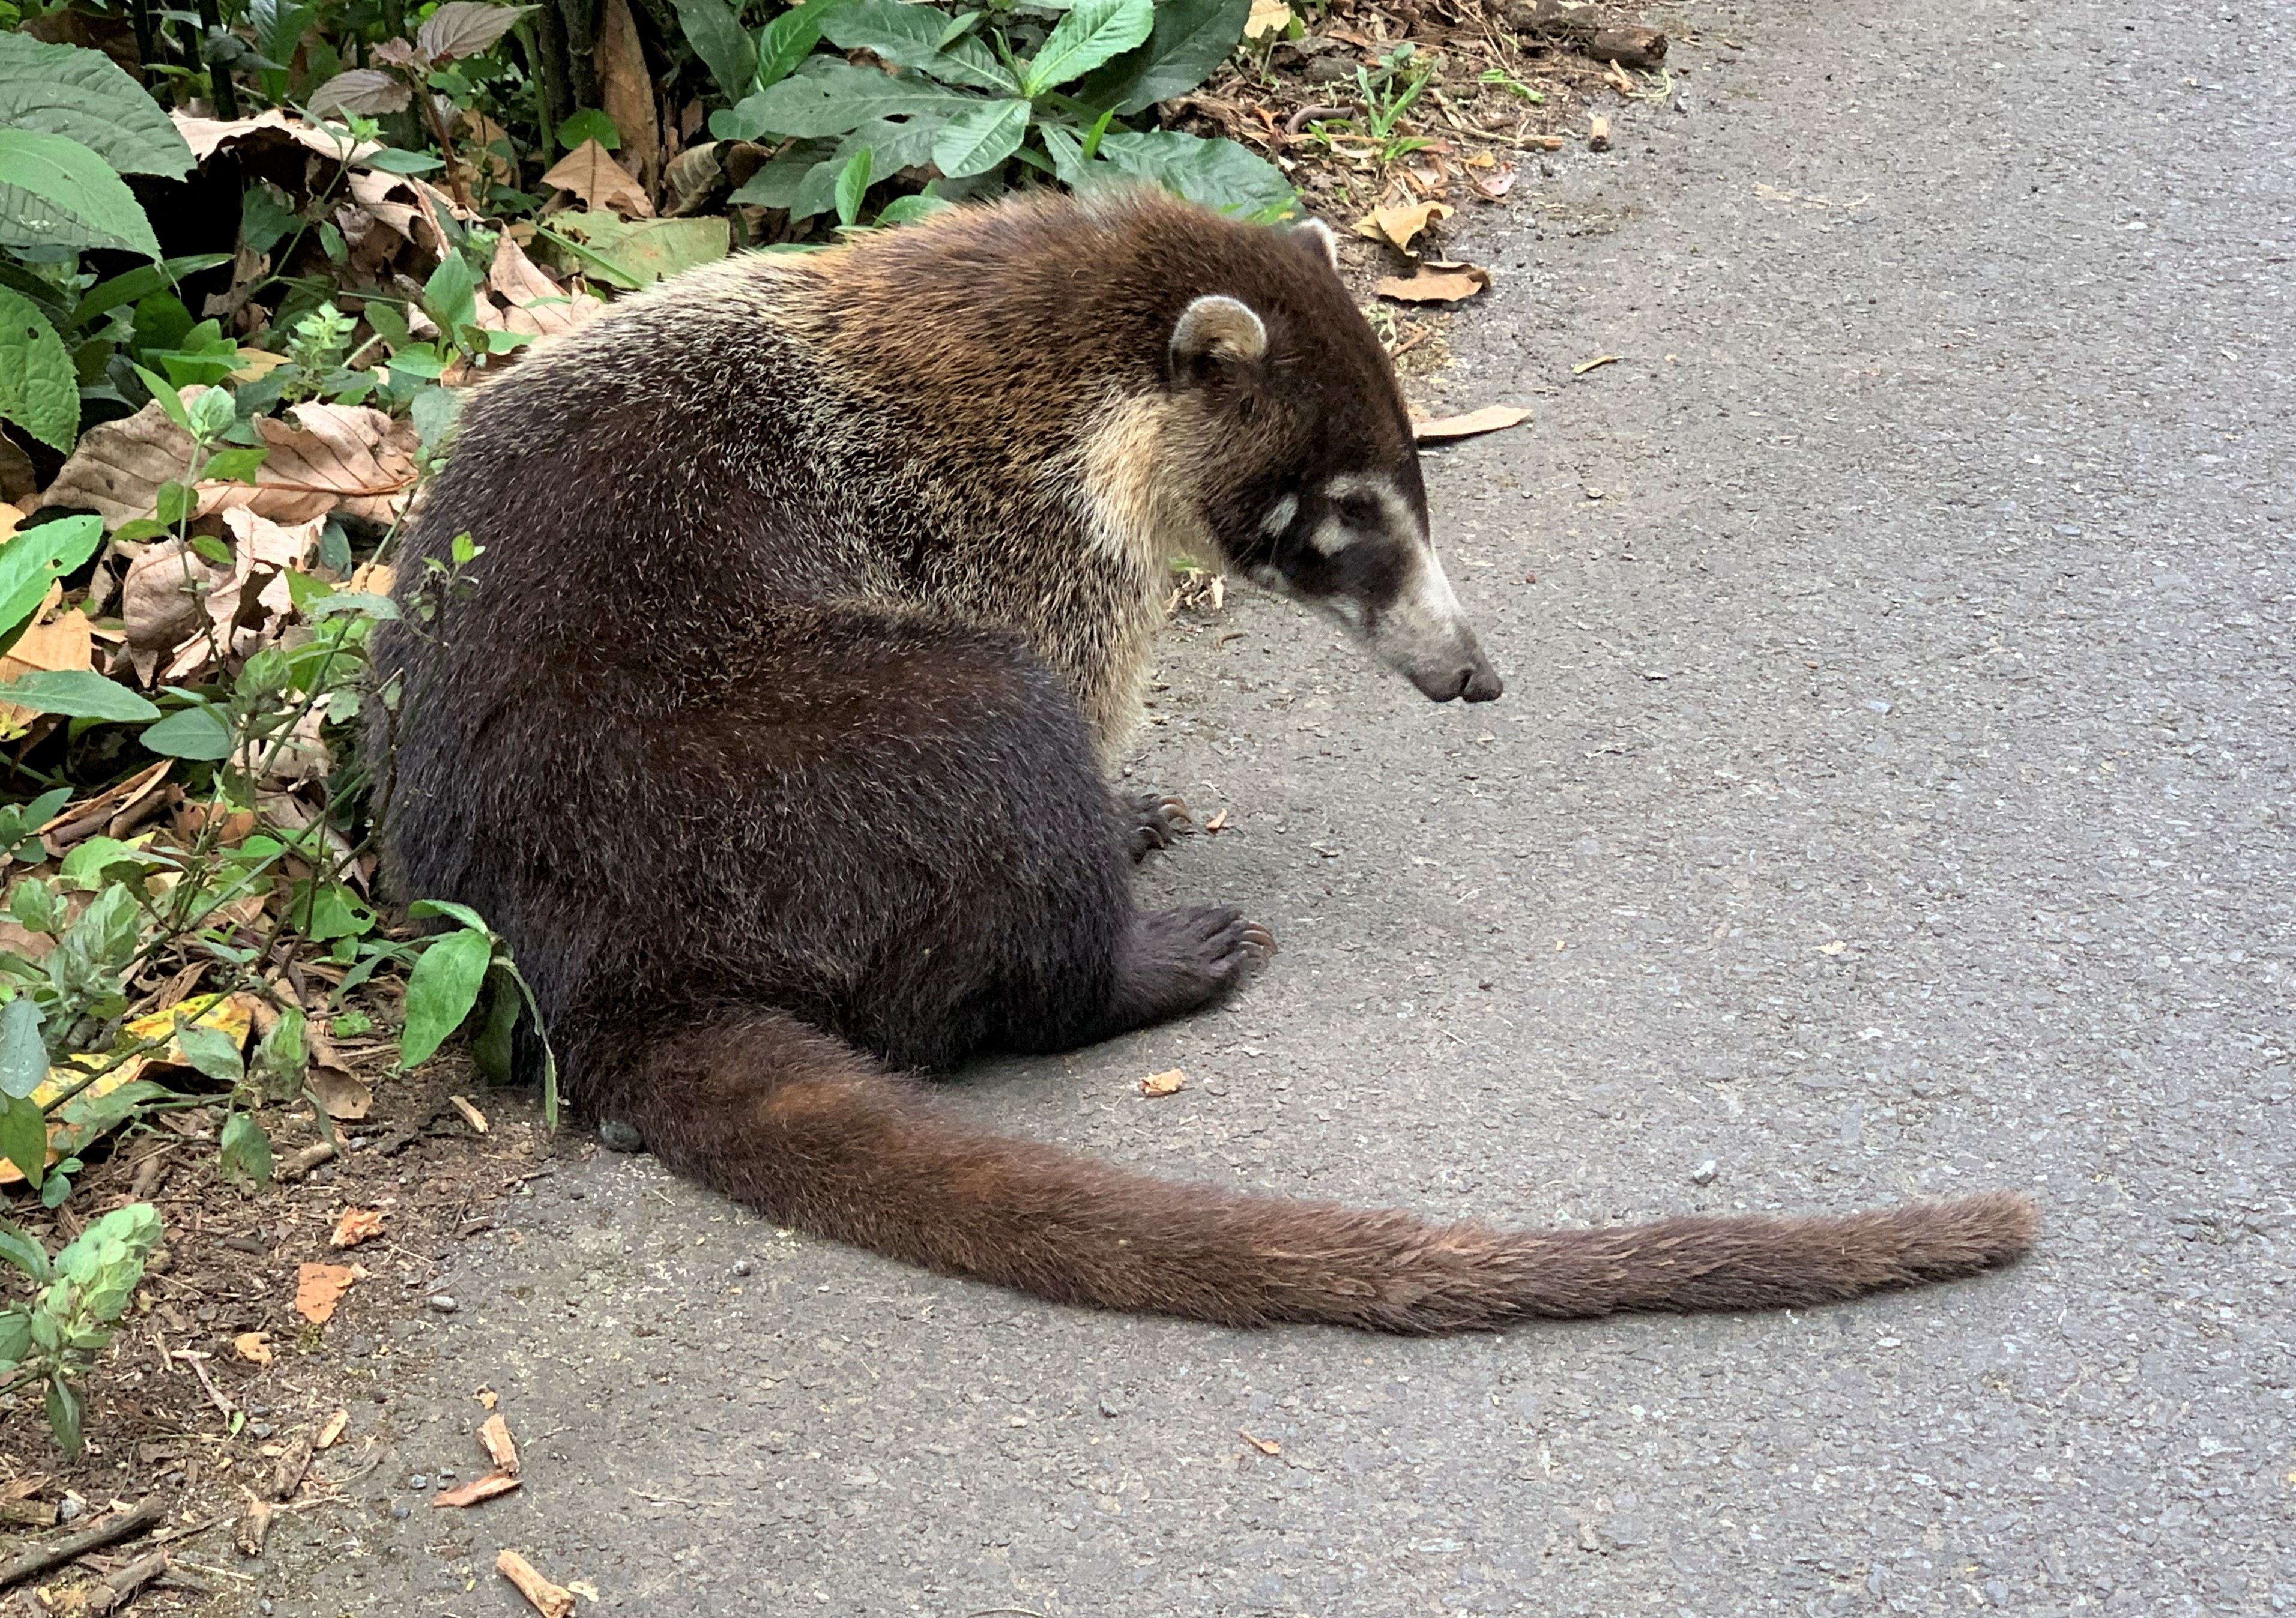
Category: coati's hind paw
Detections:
[
  {"x1": 1113, "y1": 905, "x2": 1275, "y2": 1027},
  {"x1": 1120, "y1": 792, "x2": 1194, "y2": 862}
]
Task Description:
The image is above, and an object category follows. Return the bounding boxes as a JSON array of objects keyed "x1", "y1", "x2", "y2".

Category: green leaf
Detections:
[
  {"x1": 0, "y1": 671, "x2": 160, "y2": 723},
  {"x1": 0, "y1": 1306, "x2": 29, "y2": 1366},
  {"x1": 0, "y1": 513, "x2": 103, "y2": 654},
  {"x1": 217, "y1": 1110, "x2": 272, "y2": 1191},
  {"x1": 673, "y1": 0, "x2": 756, "y2": 99},
  {"x1": 781, "y1": 120, "x2": 944, "y2": 219},
  {"x1": 400, "y1": 926, "x2": 493, "y2": 1067},
  {"x1": 0, "y1": 128, "x2": 162, "y2": 257},
  {"x1": 70, "y1": 254, "x2": 233, "y2": 333},
  {"x1": 874, "y1": 192, "x2": 953, "y2": 226},
  {"x1": 1092, "y1": 128, "x2": 1295, "y2": 219},
  {"x1": 0, "y1": 35, "x2": 194, "y2": 179},
  {"x1": 930, "y1": 97, "x2": 1030, "y2": 180},
  {"x1": 186, "y1": 382, "x2": 235, "y2": 441},
  {"x1": 0, "y1": 286, "x2": 76, "y2": 451},
  {"x1": 1073, "y1": 0, "x2": 1246, "y2": 115},
  {"x1": 415, "y1": 2, "x2": 536, "y2": 64},
  {"x1": 0, "y1": 1219, "x2": 47, "y2": 1282},
  {"x1": 754, "y1": 0, "x2": 856, "y2": 93},
  {"x1": 253, "y1": 1005, "x2": 307, "y2": 1093},
  {"x1": 554, "y1": 107, "x2": 621, "y2": 151},
  {"x1": 46, "y1": 1374, "x2": 82, "y2": 1454},
  {"x1": 731, "y1": 58, "x2": 982, "y2": 140},
  {"x1": 174, "y1": 1021, "x2": 245, "y2": 1085},
  {"x1": 57, "y1": 836, "x2": 157, "y2": 890},
  {"x1": 423, "y1": 250, "x2": 481, "y2": 341},
  {"x1": 0, "y1": 998, "x2": 43, "y2": 1101},
  {"x1": 541, "y1": 213, "x2": 730, "y2": 291},
  {"x1": 200, "y1": 445, "x2": 268, "y2": 484},
  {"x1": 406, "y1": 897, "x2": 491, "y2": 934},
  {"x1": 1021, "y1": 0, "x2": 1154, "y2": 97},
  {"x1": 363, "y1": 146, "x2": 444, "y2": 175},
  {"x1": 470, "y1": 965, "x2": 520, "y2": 1081},
  {"x1": 139, "y1": 704, "x2": 235, "y2": 761},
  {"x1": 820, "y1": 0, "x2": 1016, "y2": 92},
  {"x1": 833, "y1": 147, "x2": 874, "y2": 228},
  {"x1": 0, "y1": 1091, "x2": 46, "y2": 1189}
]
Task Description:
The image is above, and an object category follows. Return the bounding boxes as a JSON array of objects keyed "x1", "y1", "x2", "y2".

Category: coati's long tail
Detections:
[{"x1": 588, "y1": 1011, "x2": 2038, "y2": 1333}]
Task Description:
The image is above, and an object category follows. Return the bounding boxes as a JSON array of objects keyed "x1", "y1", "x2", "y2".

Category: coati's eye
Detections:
[{"x1": 1334, "y1": 494, "x2": 1382, "y2": 528}]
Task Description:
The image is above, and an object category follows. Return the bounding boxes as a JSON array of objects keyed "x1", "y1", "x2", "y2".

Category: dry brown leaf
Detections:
[
  {"x1": 235, "y1": 1495, "x2": 273, "y2": 1557},
  {"x1": 39, "y1": 759, "x2": 169, "y2": 844},
  {"x1": 498, "y1": 1550, "x2": 576, "y2": 1618},
  {"x1": 594, "y1": 0, "x2": 659, "y2": 191},
  {"x1": 1139, "y1": 1069, "x2": 1187, "y2": 1097},
  {"x1": 449, "y1": 1094, "x2": 489, "y2": 1134},
  {"x1": 0, "y1": 439, "x2": 35, "y2": 504},
  {"x1": 538, "y1": 139, "x2": 654, "y2": 219},
  {"x1": 479, "y1": 1413, "x2": 519, "y2": 1474},
  {"x1": 1572, "y1": 354, "x2": 1622, "y2": 375},
  {"x1": 1201, "y1": 808, "x2": 1229, "y2": 833},
  {"x1": 307, "y1": 1063, "x2": 375, "y2": 1121},
  {"x1": 1353, "y1": 200, "x2": 1451, "y2": 252},
  {"x1": 0, "y1": 500, "x2": 22, "y2": 535},
  {"x1": 1243, "y1": 0, "x2": 1292, "y2": 37},
  {"x1": 314, "y1": 1409, "x2": 350, "y2": 1450},
  {"x1": 292, "y1": 1262, "x2": 357, "y2": 1325},
  {"x1": 232, "y1": 1331, "x2": 273, "y2": 1366},
  {"x1": 44, "y1": 400, "x2": 418, "y2": 529},
  {"x1": 488, "y1": 234, "x2": 604, "y2": 337},
  {"x1": 330, "y1": 1207, "x2": 384, "y2": 1249},
  {"x1": 434, "y1": 1470, "x2": 521, "y2": 1508},
  {"x1": 171, "y1": 107, "x2": 379, "y2": 165},
  {"x1": 1412, "y1": 405, "x2": 1533, "y2": 442},
  {"x1": 1240, "y1": 1429, "x2": 1281, "y2": 1455},
  {"x1": 479, "y1": 1387, "x2": 500, "y2": 1410},
  {"x1": 1375, "y1": 263, "x2": 1491, "y2": 303}
]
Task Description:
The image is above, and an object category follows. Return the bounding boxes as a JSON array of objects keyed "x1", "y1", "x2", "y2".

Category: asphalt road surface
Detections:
[{"x1": 268, "y1": 0, "x2": 2293, "y2": 1608}]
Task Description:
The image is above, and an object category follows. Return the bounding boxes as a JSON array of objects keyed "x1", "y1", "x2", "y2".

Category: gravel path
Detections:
[{"x1": 265, "y1": 0, "x2": 2292, "y2": 1608}]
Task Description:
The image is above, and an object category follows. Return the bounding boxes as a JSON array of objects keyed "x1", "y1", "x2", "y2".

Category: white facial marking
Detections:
[
  {"x1": 1261, "y1": 492, "x2": 1298, "y2": 537},
  {"x1": 1305, "y1": 518, "x2": 1352, "y2": 557}
]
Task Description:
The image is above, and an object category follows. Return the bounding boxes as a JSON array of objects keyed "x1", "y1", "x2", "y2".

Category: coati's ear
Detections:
[
  {"x1": 1168, "y1": 295, "x2": 1268, "y2": 390},
  {"x1": 1291, "y1": 217, "x2": 1341, "y2": 273}
]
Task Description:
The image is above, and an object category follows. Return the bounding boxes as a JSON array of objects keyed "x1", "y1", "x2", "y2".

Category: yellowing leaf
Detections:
[
  {"x1": 1375, "y1": 263, "x2": 1491, "y2": 303},
  {"x1": 330, "y1": 1207, "x2": 385, "y2": 1248},
  {"x1": 1412, "y1": 405, "x2": 1532, "y2": 442},
  {"x1": 1243, "y1": 0, "x2": 1292, "y2": 38},
  {"x1": 294, "y1": 1261, "x2": 357, "y2": 1325},
  {"x1": 1353, "y1": 200, "x2": 1451, "y2": 252}
]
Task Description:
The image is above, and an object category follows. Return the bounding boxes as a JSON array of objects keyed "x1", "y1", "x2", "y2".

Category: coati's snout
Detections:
[{"x1": 1164, "y1": 260, "x2": 1505, "y2": 708}]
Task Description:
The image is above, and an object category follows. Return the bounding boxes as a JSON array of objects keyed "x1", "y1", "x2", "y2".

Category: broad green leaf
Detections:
[
  {"x1": 406, "y1": 897, "x2": 491, "y2": 934},
  {"x1": 0, "y1": 35, "x2": 194, "y2": 178},
  {"x1": 732, "y1": 58, "x2": 982, "y2": 139},
  {"x1": 0, "y1": 128, "x2": 162, "y2": 257},
  {"x1": 253, "y1": 1006, "x2": 308, "y2": 1093},
  {"x1": 362, "y1": 146, "x2": 443, "y2": 175},
  {"x1": 781, "y1": 120, "x2": 944, "y2": 219},
  {"x1": 754, "y1": 0, "x2": 856, "y2": 93},
  {"x1": 400, "y1": 926, "x2": 493, "y2": 1067},
  {"x1": 1073, "y1": 0, "x2": 1246, "y2": 115},
  {"x1": 0, "y1": 287, "x2": 75, "y2": 450},
  {"x1": 57, "y1": 836, "x2": 158, "y2": 890},
  {"x1": 217, "y1": 1109, "x2": 273, "y2": 1190},
  {"x1": 186, "y1": 382, "x2": 235, "y2": 441},
  {"x1": 554, "y1": 107, "x2": 620, "y2": 150},
  {"x1": 0, "y1": 1218, "x2": 47, "y2": 1282},
  {"x1": 724, "y1": 138, "x2": 832, "y2": 206},
  {"x1": 174, "y1": 1021, "x2": 245, "y2": 1085},
  {"x1": 0, "y1": 1306, "x2": 29, "y2": 1365},
  {"x1": 1092, "y1": 128, "x2": 1295, "y2": 219},
  {"x1": 0, "y1": 1091, "x2": 46, "y2": 1188},
  {"x1": 672, "y1": 0, "x2": 756, "y2": 99},
  {"x1": 46, "y1": 1374, "x2": 82, "y2": 1454},
  {"x1": 0, "y1": 671, "x2": 160, "y2": 723},
  {"x1": 0, "y1": 998, "x2": 42, "y2": 1101},
  {"x1": 201, "y1": 445, "x2": 269, "y2": 483},
  {"x1": 139, "y1": 704, "x2": 235, "y2": 760},
  {"x1": 931, "y1": 97, "x2": 1030, "y2": 180},
  {"x1": 833, "y1": 148, "x2": 874, "y2": 228},
  {"x1": 0, "y1": 515, "x2": 104, "y2": 656},
  {"x1": 1021, "y1": 0, "x2": 1154, "y2": 97},
  {"x1": 54, "y1": 1203, "x2": 159, "y2": 1275},
  {"x1": 542, "y1": 213, "x2": 730, "y2": 291},
  {"x1": 874, "y1": 192, "x2": 953, "y2": 226},
  {"x1": 471, "y1": 966, "x2": 520, "y2": 1082},
  {"x1": 70, "y1": 254, "x2": 234, "y2": 333},
  {"x1": 423, "y1": 251, "x2": 481, "y2": 343},
  {"x1": 821, "y1": 0, "x2": 1015, "y2": 92}
]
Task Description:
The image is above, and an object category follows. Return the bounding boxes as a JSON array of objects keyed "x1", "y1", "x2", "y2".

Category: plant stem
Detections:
[{"x1": 192, "y1": 0, "x2": 239, "y2": 117}]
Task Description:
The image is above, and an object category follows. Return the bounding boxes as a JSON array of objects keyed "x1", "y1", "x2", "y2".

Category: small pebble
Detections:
[
  {"x1": 437, "y1": 1467, "x2": 457, "y2": 1481},
  {"x1": 1690, "y1": 1159, "x2": 1720, "y2": 1186},
  {"x1": 247, "y1": 1402, "x2": 270, "y2": 1416},
  {"x1": 56, "y1": 1497, "x2": 84, "y2": 1522},
  {"x1": 427, "y1": 1294, "x2": 459, "y2": 1314},
  {"x1": 389, "y1": 1503, "x2": 409, "y2": 1521},
  {"x1": 249, "y1": 1421, "x2": 275, "y2": 1440},
  {"x1": 732, "y1": 1260, "x2": 752, "y2": 1277},
  {"x1": 408, "y1": 1475, "x2": 429, "y2": 1490}
]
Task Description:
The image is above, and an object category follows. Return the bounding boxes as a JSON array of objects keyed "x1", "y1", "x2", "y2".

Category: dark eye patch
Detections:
[{"x1": 1332, "y1": 493, "x2": 1382, "y2": 528}]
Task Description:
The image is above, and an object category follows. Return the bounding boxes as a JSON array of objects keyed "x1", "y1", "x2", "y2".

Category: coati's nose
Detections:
[{"x1": 1459, "y1": 660, "x2": 1503, "y2": 702}]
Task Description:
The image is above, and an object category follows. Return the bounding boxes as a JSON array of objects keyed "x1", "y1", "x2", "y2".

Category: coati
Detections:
[{"x1": 375, "y1": 188, "x2": 2035, "y2": 1333}]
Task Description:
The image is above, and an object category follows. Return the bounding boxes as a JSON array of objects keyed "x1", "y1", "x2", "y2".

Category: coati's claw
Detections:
[
  {"x1": 1120, "y1": 792, "x2": 1194, "y2": 862},
  {"x1": 1240, "y1": 923, "x2": 1277, "y2": 961}
]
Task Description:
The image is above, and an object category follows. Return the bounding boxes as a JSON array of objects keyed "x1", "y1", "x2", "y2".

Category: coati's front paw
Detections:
[
  {"x1": 1117, "y1": 905, "x2": 1275, "y2": 1024},
  {"x1": 1120, "y1": 792, "x2": 1194, "y2": 862}
]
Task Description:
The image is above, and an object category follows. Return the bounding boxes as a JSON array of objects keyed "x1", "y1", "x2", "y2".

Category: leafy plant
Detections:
[
  {"x1": 716, "y1": 0, "x2": 1291, "y2": 225},
  {"x1": 307, "y1": 2, "x2": 533, "y2": 210},
  {"x1": 0, "y1": 1202, "x2": 163, "y2": 1453}
]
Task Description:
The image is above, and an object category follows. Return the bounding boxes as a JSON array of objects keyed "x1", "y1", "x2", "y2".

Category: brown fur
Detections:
[{"x1": 376, "y1": 190, "x2": 2037, "y2": 1336}]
